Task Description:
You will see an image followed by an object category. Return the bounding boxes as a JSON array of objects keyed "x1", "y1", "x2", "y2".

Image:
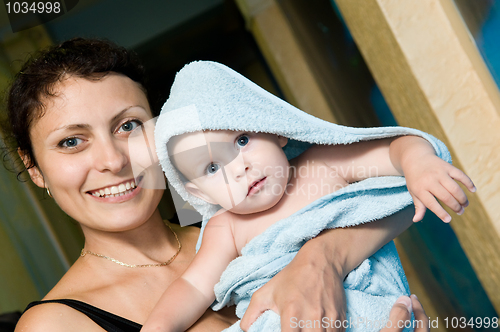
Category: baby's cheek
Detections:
[
  {"x1": 272, "y1": 165, "x2": 288, "y2": 179},
  {"x1": 226, "y1": 181, "x2": 248, "y2": 208}
]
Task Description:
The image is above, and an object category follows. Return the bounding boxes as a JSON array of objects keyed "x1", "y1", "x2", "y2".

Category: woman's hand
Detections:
[
  {"x1": 240, "y1": 234, "x2": 346, "y2": 332},
  {"x1": 381, "y1": 295, "x2": 429, "y2": 332}
]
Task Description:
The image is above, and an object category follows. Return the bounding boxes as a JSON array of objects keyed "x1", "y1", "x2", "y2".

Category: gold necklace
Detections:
[{"x1": 80, "y1": 222, "x2": 181, "y2": 268}]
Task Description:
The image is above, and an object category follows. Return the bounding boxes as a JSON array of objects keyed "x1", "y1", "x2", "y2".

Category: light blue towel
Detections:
[{"x1": 155, "y1": 61, "x2": 451, "y2": 332}]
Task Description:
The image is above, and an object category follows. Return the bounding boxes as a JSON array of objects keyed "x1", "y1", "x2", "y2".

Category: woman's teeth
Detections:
[{"x1": 90, "y1": 180, "x2": 137, "y2": 198}]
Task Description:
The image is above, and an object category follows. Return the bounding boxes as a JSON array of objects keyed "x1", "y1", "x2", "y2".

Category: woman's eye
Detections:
[
  {"x1": 206, "y1": 163, "x2": 220, "y2": 175},
  {"x1": 59, "y1": 137, "x2": 82, "y2": 148},
  {"x1": 236, "y1": 135, "x2": 249, "y2": 147},
  {"x1": 118, "y1": 120, "x2": 141, "y2": 133}
]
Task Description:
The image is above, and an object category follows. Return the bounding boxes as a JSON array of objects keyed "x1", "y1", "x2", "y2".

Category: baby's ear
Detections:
[
  {"x1": 18, "y1": 148, "x2": 45, "y2": 188},
  {"x1": 278, "y1": 136, "x2": 288, "y2": 148},
  {"x1": 184, "y1": 182, "x2": 217, "y2": 205}
]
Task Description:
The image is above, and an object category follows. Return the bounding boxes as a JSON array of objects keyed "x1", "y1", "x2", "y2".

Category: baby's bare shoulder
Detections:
[
  {"x1": 208, "y1": 211, "x2": 239, "y2": 227},
  {"x1": 295, "y1": 143, "x2": 361, "y2": 171},
  {"x1": 295, "y1": 144, "x2": 336, "y2": 164}
]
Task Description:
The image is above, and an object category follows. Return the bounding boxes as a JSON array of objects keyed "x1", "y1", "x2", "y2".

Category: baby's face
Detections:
[{"x1": 169, "y1": 130, "x2": 289, "y2": 214}]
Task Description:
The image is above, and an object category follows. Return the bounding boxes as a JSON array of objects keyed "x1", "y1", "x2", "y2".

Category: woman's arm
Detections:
[
  {"x1": 186, "y1": 307, "x2": 237, "y2": 332},
  {"x1": 241, "y1": 206, "x2": 415, "y2": 332}
]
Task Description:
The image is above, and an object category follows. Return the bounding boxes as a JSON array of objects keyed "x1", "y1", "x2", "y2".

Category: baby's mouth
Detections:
[
  {"x1": 247, "y1": 177, "x2": 267, "y2": 196},
  {"x1": 87, "y1": 175, "x2": 143, "y2": 198}
]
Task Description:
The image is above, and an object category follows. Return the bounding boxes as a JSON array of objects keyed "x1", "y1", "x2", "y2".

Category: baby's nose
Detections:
[
  {"x1": 225, "y1": 151, "x2": 249, "y2": 178},
  {"x1": 234, "y1": 164, "x2": 246, "y2": 178}
]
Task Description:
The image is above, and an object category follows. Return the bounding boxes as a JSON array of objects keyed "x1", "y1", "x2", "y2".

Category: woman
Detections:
[{"x1": 6, "y1": 38, "x2": 422, "y2": 332}]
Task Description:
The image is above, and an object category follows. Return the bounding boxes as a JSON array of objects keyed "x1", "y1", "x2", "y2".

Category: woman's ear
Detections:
[
  {"x1": 184, "y1": 182, "x2": 217, "y2": 205},
  {"x1": 278, "y1": 136, "x2": 288, "y2": 148},
  {"x1": 18, "y1": 148, "x2": 45, "y2": 188}
]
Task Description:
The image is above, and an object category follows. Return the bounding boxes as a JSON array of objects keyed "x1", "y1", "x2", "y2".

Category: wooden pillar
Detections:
[{"x1": 334, "y1": 0, "x2": 500, "y2": 313}]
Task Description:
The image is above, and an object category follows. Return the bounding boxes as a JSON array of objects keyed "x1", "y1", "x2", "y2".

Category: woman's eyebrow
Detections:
[
  {"x1": 51, "y1": 106, "x2": 147, "y2": 133},
  {"x1": 52, "y1": 123, "x2": 91, "y2": 133},
  {"x1": 111, "y1": 105, "x2": 147, "y2": 122}
]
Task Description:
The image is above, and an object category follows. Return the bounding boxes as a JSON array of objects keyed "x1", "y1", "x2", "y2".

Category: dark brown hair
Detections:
[{"x1": 3, "y1": 37, "x2": 148, "y2": 178}]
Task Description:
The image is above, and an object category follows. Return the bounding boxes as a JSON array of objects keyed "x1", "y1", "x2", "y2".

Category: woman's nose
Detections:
[{"x1": 94, "y1": 138, "x2": 128, "y2": 173}]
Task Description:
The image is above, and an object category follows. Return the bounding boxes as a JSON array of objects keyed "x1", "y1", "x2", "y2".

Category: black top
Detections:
[
  {"x1": 20, "y1": 214, "x2": 196, "y2": 332},
  {"x1": 24, "y1": 299, "x2": 142, "y2": 332}
]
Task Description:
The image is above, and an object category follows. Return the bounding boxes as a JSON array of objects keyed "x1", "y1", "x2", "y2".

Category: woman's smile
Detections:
[
  {"x1": 28, "y1": 73, "x2": 164, "y2": 232},
  {"x1": 87, "y1": 176, "x2": 144, "y2": 203},
  {"x1": 88, "y1": 178, "x2": 138, "y2": 198}
]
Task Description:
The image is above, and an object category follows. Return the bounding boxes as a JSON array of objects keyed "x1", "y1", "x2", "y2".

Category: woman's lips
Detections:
[
  {"x1": 88, "y1": 178, "x2": 138, "y2": 197},
  {"x1": 247, "y1": 177, "x2": 267, "y2": 196},
  {"x1": 87, "y1": 175, "x2": 144, "y2": 203}
]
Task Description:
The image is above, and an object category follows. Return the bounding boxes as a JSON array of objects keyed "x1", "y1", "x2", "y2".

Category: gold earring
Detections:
[{"x1": 46, "y1": 187, "x2": 53, "y2": 198}]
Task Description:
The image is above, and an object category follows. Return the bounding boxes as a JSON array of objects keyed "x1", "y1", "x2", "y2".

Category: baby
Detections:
[{"x1": 144, "y1": 61, "x2": 474, "y2": 332}]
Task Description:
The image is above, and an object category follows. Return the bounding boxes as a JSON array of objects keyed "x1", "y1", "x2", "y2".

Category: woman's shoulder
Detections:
[
  {"x1": 169, "y1": 222, "x2": 200, "y2": 242},
  {"x1": 168, "y1": 222, "x2": 201, "y2": 257},
  {"x1": 169, "y1": 222, "x2": 200, "y2": 236},
  {"x1": 16, "y1": 301, "x2": 104, "y2": 332}
]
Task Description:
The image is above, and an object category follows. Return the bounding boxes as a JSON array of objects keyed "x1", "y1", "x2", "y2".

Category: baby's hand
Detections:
[{"x1": 404, "y1": 153, "x2": 476, "y2": 222}]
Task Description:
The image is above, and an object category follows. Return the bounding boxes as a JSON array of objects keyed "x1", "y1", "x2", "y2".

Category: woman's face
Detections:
[{"x1": 27, "y1": 73, "x2": 164, "y2": 233}]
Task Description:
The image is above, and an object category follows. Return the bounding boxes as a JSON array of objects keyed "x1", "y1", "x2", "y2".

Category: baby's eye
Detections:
[
  {"x1": 117, "y1": 120, "x2": 141, "y2": 133},
  {"x1": 59, "y1": 137, "x2": 83, "y2": 149},
  {"x1": 206, "y1": 163, "x2": 220, "y2": 175},
  {"x1": 236, "y1": 135, "x2": 249, "y2": 147}
]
